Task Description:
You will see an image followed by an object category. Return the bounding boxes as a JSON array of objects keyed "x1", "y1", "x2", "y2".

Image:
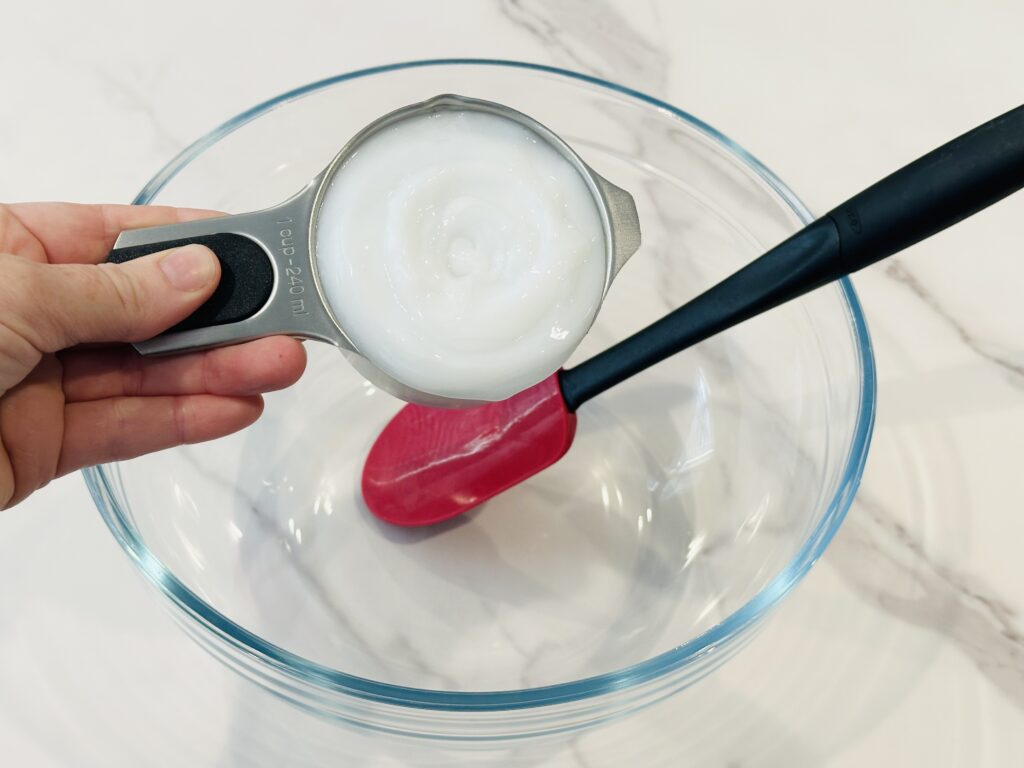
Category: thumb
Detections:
[{"x1": 27, "y1": 244, "x2": 219, "y2": 351}]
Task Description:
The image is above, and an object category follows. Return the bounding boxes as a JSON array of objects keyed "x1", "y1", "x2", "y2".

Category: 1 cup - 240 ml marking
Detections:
[{"x1": 277, "y1": 218, "x2": 308, "y2": 316}]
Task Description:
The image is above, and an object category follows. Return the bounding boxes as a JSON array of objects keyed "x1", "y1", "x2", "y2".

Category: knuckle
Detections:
[
  {"x1": 120, "y1": 346, "x2": 146, "y2": 397},
  {"x1": 106, "y1": 398, "x2": 132, "y2": 458},
  {"x1": 0, "y1": 253, "x2": 37, "y2": 307},
  {"x1": 172, "y1": 395, "x2": 192, "y2": 445},
  {"x1": 96, "y1": 263, "x2": 146, "y2": 322},
  {"x1": 0, "y1": 256, "x2": 50, "y2": 353}
]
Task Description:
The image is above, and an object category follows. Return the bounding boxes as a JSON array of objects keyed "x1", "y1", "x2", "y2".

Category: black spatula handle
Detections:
[
  {"x1": 560, "y1": 104, "x2": 1024, "y2": 411},
  {"x1": 828, "y1": 104, "x2": 1024, "y2": 269}
]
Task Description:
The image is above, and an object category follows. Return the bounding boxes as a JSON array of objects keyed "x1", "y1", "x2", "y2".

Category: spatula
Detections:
[{"x1": 362, "y1": 104, "x2": 1024, "y2": 527}]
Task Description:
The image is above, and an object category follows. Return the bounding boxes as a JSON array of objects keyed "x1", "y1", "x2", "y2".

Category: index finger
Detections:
[{"x1": 6, "y1": 202, "x2": 223, "y2": 265}]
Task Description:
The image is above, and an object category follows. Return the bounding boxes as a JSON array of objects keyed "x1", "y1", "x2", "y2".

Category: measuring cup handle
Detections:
[
  {"x1": 104, "y1": 183, "x2": 343, "y2": 356},
  {"x1": 108, "y1": 230, "x2": 274, "y2": 334}
]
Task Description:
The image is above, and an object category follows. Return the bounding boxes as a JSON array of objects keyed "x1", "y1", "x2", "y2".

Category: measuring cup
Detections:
[{"x1": 107, "y1": 94, "x2": 641, "y2": 407}]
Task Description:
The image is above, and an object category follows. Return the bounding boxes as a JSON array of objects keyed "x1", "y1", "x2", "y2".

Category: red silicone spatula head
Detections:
[{"x1": 362, "y1": 374, "x2": 576, "y2": 526}]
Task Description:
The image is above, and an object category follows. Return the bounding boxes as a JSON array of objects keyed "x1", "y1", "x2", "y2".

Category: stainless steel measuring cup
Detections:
[{"x1": 107, "y1": 94, "x2": 642, "y2": 407}]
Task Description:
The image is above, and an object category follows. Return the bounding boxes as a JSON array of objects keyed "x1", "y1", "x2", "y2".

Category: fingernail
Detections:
[{"x1": 159, "y1": 245, "x2": 217, "y2": 292}]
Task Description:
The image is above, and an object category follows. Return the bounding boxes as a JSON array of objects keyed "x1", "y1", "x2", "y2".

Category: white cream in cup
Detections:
[{"x1": 107, "y1": 95, "x2": 641, "y2": 406}]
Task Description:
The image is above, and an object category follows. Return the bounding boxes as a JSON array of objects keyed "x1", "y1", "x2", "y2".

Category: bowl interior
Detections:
[{"x1": 96, "y1": 63, "x2": 869, "y2": 693}]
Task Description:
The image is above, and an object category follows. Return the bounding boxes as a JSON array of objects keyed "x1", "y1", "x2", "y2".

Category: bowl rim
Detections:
[{"x1": 85, "y1": 58, "x2": 877, "y2": 712}]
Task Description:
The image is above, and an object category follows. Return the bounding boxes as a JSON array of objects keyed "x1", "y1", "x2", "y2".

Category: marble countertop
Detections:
[{"x1": 2, "y1": 1, "x2": 1022, "y2": 764}]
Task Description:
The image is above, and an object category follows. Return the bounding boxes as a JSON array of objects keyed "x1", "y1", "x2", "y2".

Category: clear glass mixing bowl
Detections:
[{"x1": 84, "y1": 60, "x2": 876, "y2": 740}]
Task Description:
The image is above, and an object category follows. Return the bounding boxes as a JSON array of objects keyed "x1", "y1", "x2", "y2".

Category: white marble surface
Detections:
[{"x1": 1, "y1": 0, "x2": 1023, "y2": 764}]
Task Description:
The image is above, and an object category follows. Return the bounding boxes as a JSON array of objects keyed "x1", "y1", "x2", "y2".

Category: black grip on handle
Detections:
[
  {"x1": 108, "y1": 233, "x2": 274, "y2": 334},
  {"x1": 828, "y1": 104, "x2": 1024, "y2": 272}
]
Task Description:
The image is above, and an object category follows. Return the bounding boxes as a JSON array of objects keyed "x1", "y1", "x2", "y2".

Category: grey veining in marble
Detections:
[
  {"x1": 2, "y1": 0, "x2": 1024, "y2": 765},
  {"x1": 883, "y1": 260, "x2": 1024, "y2": 387},
  {"x1": 835, "y1": 489, "x2": 1024, "y2": 709},
  {"x1": 499, "y1": 0, "x2": 669, "y2": 94}
]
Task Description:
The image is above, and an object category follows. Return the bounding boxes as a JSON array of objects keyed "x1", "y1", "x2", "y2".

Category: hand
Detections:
[{"x1": 0, "y1": 203, "x2": 306, "y2": 508}]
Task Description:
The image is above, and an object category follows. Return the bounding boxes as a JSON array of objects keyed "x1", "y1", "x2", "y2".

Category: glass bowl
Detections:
[{"x1": 85, "y1": 60, "x2": 875, "y2": 740}]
